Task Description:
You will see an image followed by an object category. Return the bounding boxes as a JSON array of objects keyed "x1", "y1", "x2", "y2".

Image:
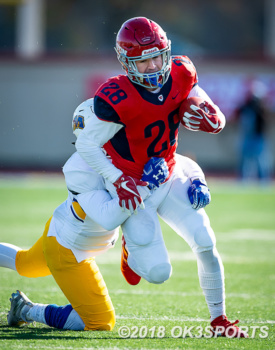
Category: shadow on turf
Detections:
[
  {"x1": 0, "y1": 325, "x2": 135, "y2": 340},
  {"x1": 0, "y1": 325, "x2": 182, "y2": 341}
]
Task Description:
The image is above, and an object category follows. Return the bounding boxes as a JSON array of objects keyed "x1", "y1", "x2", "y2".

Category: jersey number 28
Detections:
[{"x1": 101, "y1": 83, "x2": 180, "y2": 158}]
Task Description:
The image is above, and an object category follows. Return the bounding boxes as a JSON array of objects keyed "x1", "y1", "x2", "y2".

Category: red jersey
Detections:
[{"x1": 94, "y1": 56, "x2": 198, "y2": 179}]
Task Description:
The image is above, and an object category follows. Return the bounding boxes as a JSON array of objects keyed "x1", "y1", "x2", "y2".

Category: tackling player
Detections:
[
  {"x1": 0, "y1": 98, "x2": 208, "y2": 332},
  {"x1": 75, "y1": 17, "x2": 247, "y2": 338}
]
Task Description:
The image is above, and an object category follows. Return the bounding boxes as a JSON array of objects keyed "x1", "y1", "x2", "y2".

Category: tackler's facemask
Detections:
[{"x1": 115, "y1": 17, "x2": 172, "y2": 89}]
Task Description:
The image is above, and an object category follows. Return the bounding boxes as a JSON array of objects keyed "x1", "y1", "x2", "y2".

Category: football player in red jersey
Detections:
[{"x1": 76, "y1": 17, "x2": 247, "y2": 338}]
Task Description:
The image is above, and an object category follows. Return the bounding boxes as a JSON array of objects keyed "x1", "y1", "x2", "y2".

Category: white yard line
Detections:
[
  {"x1": 0, "y1": 287, "x2": 255, "y2": 299},
  {"x1": 217, "y1": 229, "x2": 275, "y2": 241},
  {"x1": 1, "y1": 287, "x2": 272, "y2": 301},
  {"x1": 116, "y1": 314, "x2": 275, "y2": 324},
  {"x1": 112, "y1": 289, "x2": 255, "y2": 299}
]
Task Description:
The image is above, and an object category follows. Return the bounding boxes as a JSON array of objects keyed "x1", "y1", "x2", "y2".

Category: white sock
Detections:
[
  {"x1": 198, "y1": 270, "x2": 225, "y2": 321},
  {"x1": 196, "y1": 248, "x2": 226, "y2": 322},
  {"x1": 0, "y1": 243, "x2": 20, "y2": 270},
  {"x1": 22, "y1": 303, "x2": 48, "y2": 324}
]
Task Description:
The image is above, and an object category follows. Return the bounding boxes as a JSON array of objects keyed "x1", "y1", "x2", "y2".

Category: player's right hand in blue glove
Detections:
[
  {"x1": 142, "y1": 157, "x2": 169, "y2": 190},
  {"x1": 188, "y1": 178, "x2": 211, "y2": 210}
]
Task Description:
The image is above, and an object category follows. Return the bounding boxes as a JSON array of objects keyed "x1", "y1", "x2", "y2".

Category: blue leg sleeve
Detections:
[{"x1": 44, "y1": 304, "x2": 73, "y2": 329}]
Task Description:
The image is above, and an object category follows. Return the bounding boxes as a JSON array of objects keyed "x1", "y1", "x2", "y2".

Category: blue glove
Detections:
[
  {"x1": 142, "y1": 157, "x2": 169, "y2": 190},
  {"x1": 188, "y1": 178, "x2": 211, "y2": 210}
]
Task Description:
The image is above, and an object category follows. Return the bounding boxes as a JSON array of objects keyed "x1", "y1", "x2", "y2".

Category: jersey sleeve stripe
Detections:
[{"x1": 70, "y1": 199, "x2": 86, "y2": 222}]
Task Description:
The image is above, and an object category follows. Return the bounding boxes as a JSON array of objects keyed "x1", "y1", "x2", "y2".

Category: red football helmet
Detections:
[{"x1": 115, "y1": 17, "x2": 171, "y2": 89}]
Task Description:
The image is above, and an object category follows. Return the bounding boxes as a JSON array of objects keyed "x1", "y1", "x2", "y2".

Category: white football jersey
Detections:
[{"x1": 47, "y1": 152, "x2": 131, "y2": 262}]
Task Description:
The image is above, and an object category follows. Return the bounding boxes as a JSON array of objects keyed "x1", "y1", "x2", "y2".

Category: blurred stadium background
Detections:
[
  {"x1": 0, "y1": 3, "x2": 275, "y2": 348},
  {"x1": 0, "y1": 0, "x2": 274, "y2": 177}
]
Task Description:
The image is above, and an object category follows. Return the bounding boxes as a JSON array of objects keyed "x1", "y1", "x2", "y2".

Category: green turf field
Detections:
[{"x1": 0, "y1": 174, "x2": 274, "y2": 349}]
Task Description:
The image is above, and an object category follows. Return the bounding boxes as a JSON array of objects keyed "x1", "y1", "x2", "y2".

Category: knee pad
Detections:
[
  {"x1": 193, "y1": 226, "x2": 216, "y2": 253},
  {"x1": 124, "y1": 211, "x2": 157, "y2": 246},
  {"x1": 148, "y1": 263, "x2": 172, "y2": 284}
]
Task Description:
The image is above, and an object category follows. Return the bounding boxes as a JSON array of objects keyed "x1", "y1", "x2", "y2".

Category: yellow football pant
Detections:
[{"x1": 15, "y1": 218, "x2": 115, "y2": 331}]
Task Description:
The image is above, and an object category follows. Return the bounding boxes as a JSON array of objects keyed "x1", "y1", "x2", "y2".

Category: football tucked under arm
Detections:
[{"x1": 179, "y1": 96, "x2": 226, "y2": 134}]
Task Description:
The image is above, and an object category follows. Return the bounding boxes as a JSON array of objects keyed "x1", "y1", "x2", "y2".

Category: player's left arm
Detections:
[
  {"x1": 175, "y1": 153, "x2": 211, "y2": 210},
  {"x1": 186, "y1": 85, "x2": 226, "y2": 133}
]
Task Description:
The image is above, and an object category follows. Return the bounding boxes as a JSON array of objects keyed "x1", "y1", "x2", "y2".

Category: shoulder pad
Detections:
[
  {"x1": 72, "y1": 98, "x2": 95, "y2": 137},
  {"x1": 172, "y1": 55, "x2": 197, "y2": 78}
]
